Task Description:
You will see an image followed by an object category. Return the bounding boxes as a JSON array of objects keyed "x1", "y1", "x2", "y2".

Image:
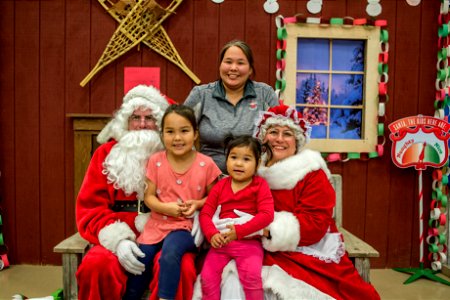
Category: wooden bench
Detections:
[
  {"x1": 330, "y1": 174, "x2": 380, "y2": 283},
  {"x1": 54, "y1": 232, "x2": 89, "y2": 300},
  {"x1": 54, "y1": 174, "x2": 379, "y2": 299}
]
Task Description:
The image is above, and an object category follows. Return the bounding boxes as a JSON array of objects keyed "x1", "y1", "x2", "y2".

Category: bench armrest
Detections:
[
  {"x1": 340, "y1": 227, "x2": 379, "y2": 258},
  {"x1": 54, "y1": 232, "x2": 89, "y2": 254}
]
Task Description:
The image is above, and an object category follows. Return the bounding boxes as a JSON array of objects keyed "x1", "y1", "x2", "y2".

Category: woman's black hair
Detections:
[
  {"x1": 161, "y1": 104, "x2": 197, "y2": 132},
  {"x1": 224, "y1": 135, "x2": 272, "y2": 171}
]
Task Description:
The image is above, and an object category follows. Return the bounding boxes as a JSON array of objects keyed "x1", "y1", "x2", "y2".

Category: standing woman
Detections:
[{"x1": 184, "y1": 40, "x2": 279, "y2": 173}]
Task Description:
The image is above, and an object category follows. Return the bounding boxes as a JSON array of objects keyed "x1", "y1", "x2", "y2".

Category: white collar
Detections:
[{"x1": 258, "y1": 149, "x2": 331, "y2": 190}]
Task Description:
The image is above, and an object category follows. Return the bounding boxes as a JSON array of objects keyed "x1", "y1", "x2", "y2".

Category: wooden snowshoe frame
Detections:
[{"x1": 80, "y1": 0, "x2": 200, "y2": 87}]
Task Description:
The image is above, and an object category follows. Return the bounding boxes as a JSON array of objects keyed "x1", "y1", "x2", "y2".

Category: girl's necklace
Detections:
[
  {"x1": 167, "y1": 151, "x2": 196, "y2": 185},
  {"x1": 172, "y1": 169, "x2": 184, "y2": 185}
]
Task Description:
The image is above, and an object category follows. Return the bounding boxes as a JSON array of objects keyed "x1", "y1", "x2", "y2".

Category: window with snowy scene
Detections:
[{"x1": 283, "y1": 24, "x2": 380, "y2": 153}]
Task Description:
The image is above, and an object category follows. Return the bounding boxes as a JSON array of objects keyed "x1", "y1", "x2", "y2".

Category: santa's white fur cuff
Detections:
[
  {"x1": 262, "y1": 211, "x2": 300, "y2": 252},
  {"x1": 134, "y1": 213, "x2": 150, "y2": 233},
  {"x1": 98, "y1": 221, "x2": 136, "y2": 252}
]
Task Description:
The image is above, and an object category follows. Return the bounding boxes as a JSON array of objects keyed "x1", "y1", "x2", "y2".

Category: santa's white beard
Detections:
[{"x1": 102, "y1": 130, "x2": 163, "y2": 200}]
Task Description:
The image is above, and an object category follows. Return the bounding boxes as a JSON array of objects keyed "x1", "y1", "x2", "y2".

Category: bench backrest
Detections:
[{"x1": 330, "y1": 174, "x2": 343, "y2": 228}]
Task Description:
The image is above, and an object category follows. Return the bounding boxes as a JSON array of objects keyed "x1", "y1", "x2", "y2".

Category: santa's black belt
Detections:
[{"x1": 111, "y1": 200, "x2": 150, "y2": 213}]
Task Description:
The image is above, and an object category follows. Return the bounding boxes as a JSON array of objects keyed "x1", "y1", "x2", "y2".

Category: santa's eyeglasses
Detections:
[{"x1": 129, "y1": 114, "x2": 156, "y2": 124}]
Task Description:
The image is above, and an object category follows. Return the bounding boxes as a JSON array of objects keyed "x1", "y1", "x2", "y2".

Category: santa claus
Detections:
[{"x1": 76, "y1": 85, "x2": 196, "y2": 300}]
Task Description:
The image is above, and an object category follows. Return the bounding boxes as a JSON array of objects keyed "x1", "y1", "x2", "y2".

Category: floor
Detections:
[{"x1": 0, "y1": 265, "x2": 450, "y2": 300}]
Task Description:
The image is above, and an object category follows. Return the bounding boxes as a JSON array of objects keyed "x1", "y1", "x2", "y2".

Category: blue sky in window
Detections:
[
  {"x1": 332, "y1": 40, "x2": 365, "y2": 71},
  {"x1": 297, "y1": 38, "x2": 329, "y2": 70}
]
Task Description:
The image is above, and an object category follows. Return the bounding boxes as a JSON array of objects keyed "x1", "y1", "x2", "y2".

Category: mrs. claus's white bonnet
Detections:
[{"x1": 96, "y1": 85, "x2": 169, "y2": 144}]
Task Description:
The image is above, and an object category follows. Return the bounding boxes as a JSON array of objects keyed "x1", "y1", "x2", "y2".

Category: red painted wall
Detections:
[{"x1": 0, "y1": 0, "x2": 439, "y2": 268}]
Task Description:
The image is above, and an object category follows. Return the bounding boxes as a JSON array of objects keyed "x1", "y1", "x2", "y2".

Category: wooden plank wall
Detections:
[{"x1": 0, "y1": 0, "x2": 439, "y2": 267}]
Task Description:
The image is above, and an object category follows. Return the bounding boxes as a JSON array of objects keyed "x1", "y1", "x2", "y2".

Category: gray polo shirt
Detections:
[{"x1": 184, "y1": 80, "x2": 278, "y2": 173}]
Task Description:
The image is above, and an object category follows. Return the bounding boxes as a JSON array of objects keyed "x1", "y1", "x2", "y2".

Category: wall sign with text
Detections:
[{"x1": 388, "y1": 115, "x2": 450, "y2": 170}]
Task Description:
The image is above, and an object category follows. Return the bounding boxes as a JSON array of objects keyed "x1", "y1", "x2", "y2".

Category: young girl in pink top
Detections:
[
  {"x1": 124, "y1": 105, "x2": 222, "y2": 300},
  {"x1": 199, "y1": 135, "x2": 274, "y2": 300}
]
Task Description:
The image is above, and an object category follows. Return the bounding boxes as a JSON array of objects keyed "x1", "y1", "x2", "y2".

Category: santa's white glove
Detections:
[
  {"x1": 116, "y1": 239, "x2": 145, "y2": 275},
  {"x1": 212, "y1": 206, "x2": 256, "y2": 233},
  {"x1": 191, "y1": 211, "x2": 204, "y2": 247},
  {"x1": 232, "y1": 209, "x2": 254, "y2": 225},
  {"x1": 212, "y1": 205, "x2": 235, "y2": 233},
  {"x1": 232, "y1": 209, "x2": 263, "y2": 237}
]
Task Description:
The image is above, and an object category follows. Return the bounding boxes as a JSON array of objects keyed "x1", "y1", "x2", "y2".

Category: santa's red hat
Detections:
[
  {"x1": 253, "y1": 105, "x2": 311, "y2": 153},
  {"x1": 97, "y1": 85, "x2": 169, "y2": 144}
]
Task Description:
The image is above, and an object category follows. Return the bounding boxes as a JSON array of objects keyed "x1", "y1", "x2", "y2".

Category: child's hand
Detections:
[
  {"x1": 181, "y1": 200, "x2": 197, "y2": 217},
  {"x1": 222, "y1": 224, "x2": 237, "y2": 244},
  {"x1": 210, "y1": 233, "x2": 227, "y2": 248},
  {"x1": 165, "y1": 202, "x2": 185, "y2": 218}
]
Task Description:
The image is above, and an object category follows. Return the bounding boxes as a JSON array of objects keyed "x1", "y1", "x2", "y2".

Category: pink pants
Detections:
[{"x1": 201, "y1": 239, "x2": 264, "y2": 300}]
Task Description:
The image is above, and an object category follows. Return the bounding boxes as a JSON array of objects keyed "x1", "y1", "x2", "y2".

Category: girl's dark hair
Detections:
[
  {"x1": 219, "y1": 40, "x2": 256, "y2": 78},
  {"x1": 161, "y1": 104, "x2": 197, "y2": 132},
  {"x1": 224, "y1": 135, "x2": 271, "y2": 170}
]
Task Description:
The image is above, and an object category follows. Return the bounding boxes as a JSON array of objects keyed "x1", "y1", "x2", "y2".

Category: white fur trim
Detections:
[
  {"x1": 220, "y1": 260, "x2": 246, "y2": 299},
  {"x1": 96, "y1": 122, "x2": 115, "y2": 144},
  {"x1": 98, "y1": 221, "x2": 136, "y2": 253},
  {"x1": 192, "y1": 260, "x2": 246, "y2": 300},
  {"x1": 262, "y1": 264, "x2": 335, "y2": 300},
  {"x1": 192, "y1": 262, "x2": 334, "y2": 300},
  {"x1": 258, "y1": 148, "x2": 331, "y2": 190},
  {"x1": 192, "y1": 275, "x2": 202, "y2": 300},
  {"x1": 123, "y1": 85, "x2": 167, "y2": 105},
  {"x1": 134, "y1": 213, "x2": 150, "y2": 233},
  {"x1": 262, "y1": 211, "x2": 300, "y2": 252},
  {"x1": 97, "y1": 85, "x2": 169, "y2": 144}
]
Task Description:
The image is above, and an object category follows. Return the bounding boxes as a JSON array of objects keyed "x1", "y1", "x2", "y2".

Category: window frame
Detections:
[{"x1": 283, "y1": 23, "x2": 381, "y2": 153}]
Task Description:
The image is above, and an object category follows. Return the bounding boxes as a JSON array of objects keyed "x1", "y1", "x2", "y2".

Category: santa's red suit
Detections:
[
  {"x1": 256, "y1": 148, "x2": 380, "y2": 300},
  {"x1": 76, "y1": 140, "x2": 197, "y2": 300}
]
